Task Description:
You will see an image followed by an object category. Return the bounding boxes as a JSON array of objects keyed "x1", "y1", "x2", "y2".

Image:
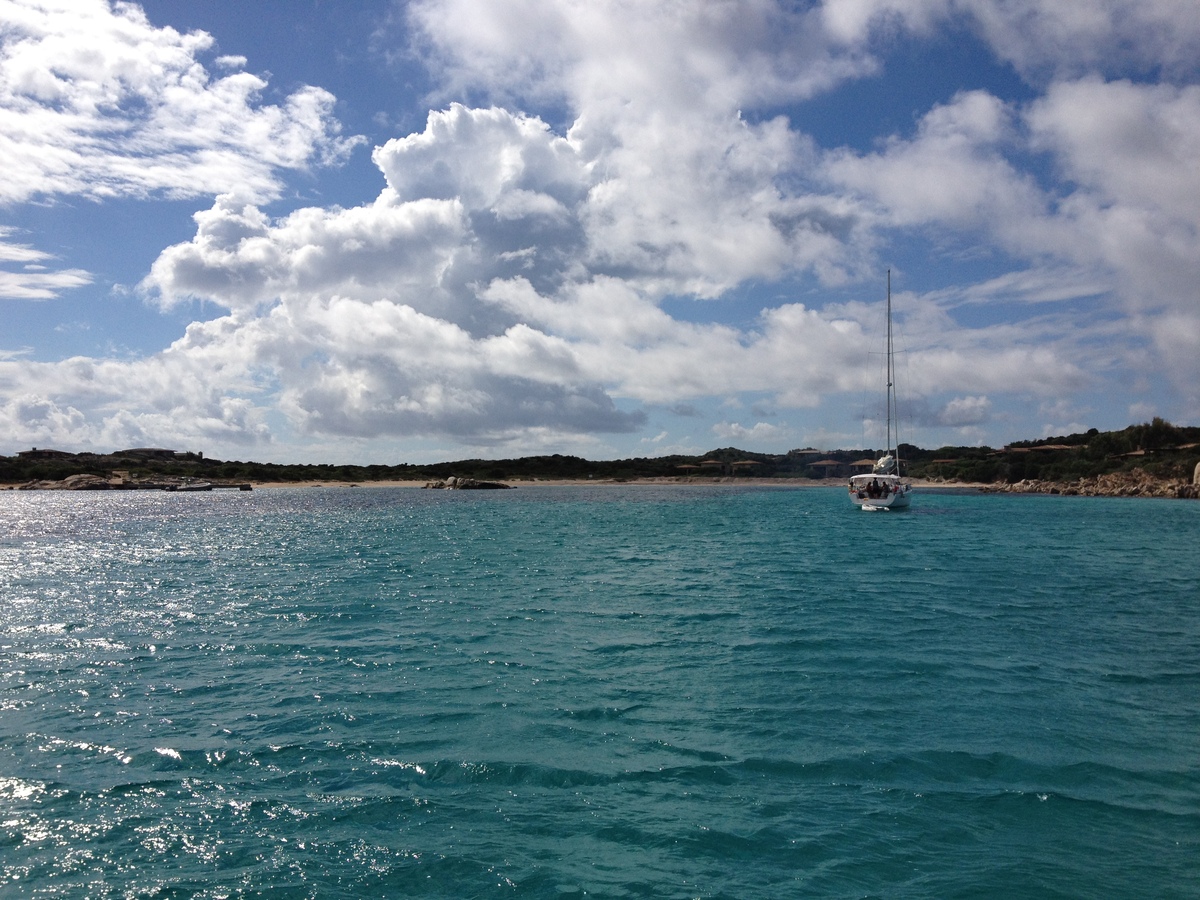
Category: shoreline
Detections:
[
  {"x1": 5, "y1": 473, "x2": 1194, "y2": 497},
  {"x1": 252, "y1": 477, "x2": 980, "y2": 489},
  {"x1": 2, "y1": 476, "x2": 988, "y2": 491}
]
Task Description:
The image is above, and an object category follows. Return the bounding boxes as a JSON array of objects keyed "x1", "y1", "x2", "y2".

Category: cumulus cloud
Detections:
[
  {"x1": 146, "y1": 191, "x2": 471, "y2": 316},
  {"x1": 131, "y1": 105, "x2": 653, "y2": 445},
  {"x1": 0, "y1": 395, "x2": 87, "y2": 443},
  {"x1": 132, "y1": 98, "x2": 887, "y2": 447},
  {"x1": 257, "y1": 296, "x2": 646, "y2": 441},
  {"x1": 4, "y1": 0, "x2": 1199, "y2": 457},
  {"x1": 0, "y1": 340, "x2": 271, "y2": 452},
  {"x1": 409, "y1": 0, "x2": 882, "y2": 293}
]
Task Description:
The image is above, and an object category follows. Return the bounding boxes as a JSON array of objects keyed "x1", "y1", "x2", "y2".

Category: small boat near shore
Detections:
[{"x1": 850, "y1": 270, "x2": 912, "y2": 511}]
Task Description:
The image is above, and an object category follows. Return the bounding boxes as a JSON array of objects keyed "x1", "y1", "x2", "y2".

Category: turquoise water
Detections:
[{"x1": 1, "y1": 485, "x2": 1198, "y2": 898}]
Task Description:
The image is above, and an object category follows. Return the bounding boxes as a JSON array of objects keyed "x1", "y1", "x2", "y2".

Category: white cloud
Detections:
[
  {"x1": 0, "y1": 265, "x2": 92, "y2": 300},
  {"x1": 0, "y1": 0, "x2": 362, "y2": 303},
  {"x1": 135, "y1": 100, "x2": 882, "y2": 446},
  {"x1": 0, "y1": 339, "x2": 272, "y2": 452},
  {"x1": 145, "y1": 191, "x2": 472, "y2": 316},
  {"x1": 968, "y1": 0, "x2": 1200, "y2": 81},
  {"x1": 4, "y1": 0, "x2": 1199, "y2": 458},
  {"x1": 1127, "y1": 401, "x2": 1157, "y2": 424},
  {"x1": 411, "y1": 0, "x2": 872, "y2": 111},
  {"x1": 0, "y1": 394, "x2": 87, "y2": 442},
  {"x1": 821, "y1": 0, "x2": 952, "y2": 45},
  {"x1": 936, "y1": 395, "x2": 992, "y2": 426},
  {"x1": 0, "y1": 227, "x2": 92, "y2": 299},
  {"x1": 1026, "y1": 78, "x2": 1200, "y2": 305},
  {"x1": 823, "y1": 90, "x2": 1053, "y2": 244},
  {"x1": 819, "y1": 0, "x2": 1200, "y2": 81},
  {"x1": 713, "y1": 420, "x2": 785, "y2": 442},
  {"x1": 946, "y1": 267, "x2": 1111, "y2": 307},
  {"x1": 824, "y1": 73, "x2": 1200, "y2": 398},
  {"x1": 256, "y1": 295, "x2": 643, "y2": 441},
  {"x1": 25, "y1": 66, "x2": 1106, "y2": 454},
  {"x1": 1022, "y1": 78, "x2": 1200, "y2": 393},
  {"x1": 408, "y1": 0, "x2": 880, "y2": 293},
  {"x1": 0, "y1": 0, "x2": 360, "y2": 205},
  {"x1": 130, "y1": 101, "x2": 662, "y2": 446}
]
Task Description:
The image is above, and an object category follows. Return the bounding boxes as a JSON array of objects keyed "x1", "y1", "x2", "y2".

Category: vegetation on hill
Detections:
[
  {"x1": 2, "y1": 419, "x2": 1198, "y2": 486},
  {"x1": 904, "y1": 419, "x2": 1200, "y2": 485}
]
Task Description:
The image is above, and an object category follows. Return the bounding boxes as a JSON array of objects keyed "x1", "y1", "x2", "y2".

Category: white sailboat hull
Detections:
[
  {"x1": 854, "y1": 492, "x2": 911, "y2": 510},
  {"x1": 848, "y1": 475, "x2": 911, "y2": 510}
]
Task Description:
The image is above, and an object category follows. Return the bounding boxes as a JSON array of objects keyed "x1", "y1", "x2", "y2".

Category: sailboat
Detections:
[{"x1": 849, "y1": 270, "x2": 912, "y2": 510}]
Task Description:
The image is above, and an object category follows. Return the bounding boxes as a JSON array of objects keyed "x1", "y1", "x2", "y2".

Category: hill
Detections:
[{"x1": 3, "y1": 419, "x2": 1199, "y2": 490}]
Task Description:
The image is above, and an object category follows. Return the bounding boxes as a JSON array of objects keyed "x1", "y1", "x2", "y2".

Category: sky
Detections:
[{"x1": 2, "y1": 0, "x2": 1199, "y2": 464}]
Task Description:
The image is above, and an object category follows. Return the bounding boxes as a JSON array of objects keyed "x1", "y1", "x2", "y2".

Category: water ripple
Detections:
[{"x1": 2, "y1": 486, "x2": 1198, "y2": 896}]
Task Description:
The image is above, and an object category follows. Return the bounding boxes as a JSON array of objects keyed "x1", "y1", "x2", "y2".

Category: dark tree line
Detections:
[{"x1": 3, "y1": 420, "x2": 1198, "y2": 486}]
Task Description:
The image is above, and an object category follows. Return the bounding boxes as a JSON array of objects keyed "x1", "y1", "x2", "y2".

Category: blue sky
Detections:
[{"x1": 2, "y1": 0, "x2": 1198, "y2": 464}]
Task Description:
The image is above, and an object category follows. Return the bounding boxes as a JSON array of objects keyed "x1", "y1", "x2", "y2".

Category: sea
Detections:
[{"x1": 1, "y1": 484, "x2": 1197, "y2": 899}]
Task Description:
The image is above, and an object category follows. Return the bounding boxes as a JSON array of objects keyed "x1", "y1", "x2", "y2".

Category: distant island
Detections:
[{"x1": 4, "y1": 418, "x2": 1199, "y2": 498}]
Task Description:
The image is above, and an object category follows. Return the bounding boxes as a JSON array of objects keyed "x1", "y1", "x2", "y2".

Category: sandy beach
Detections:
[
  {"x1": 246, "y1": 476, "x2": 974, "y2": 490},
  {"x1": 2, "y1": 476, "x2": 980, "y2": 491}
]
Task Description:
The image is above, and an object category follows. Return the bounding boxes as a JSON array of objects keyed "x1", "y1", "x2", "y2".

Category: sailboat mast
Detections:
[{"x1": 886, "y1": 269, "x2": 894, "y2": 458}]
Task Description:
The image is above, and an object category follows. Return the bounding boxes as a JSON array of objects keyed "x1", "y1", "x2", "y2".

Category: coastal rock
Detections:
[
  {"x1": 14, "y1": 474, "x2": 246, "y2": 492},
  {"x1": 991, "y1": 467, "x2": 1199, "y2": 499},
  {"x1": 423, "y1": 476, "x2": 512, "y2": 490},
  {"x1": 18, "y1": 473, "x2": 112, "y2": 490}
]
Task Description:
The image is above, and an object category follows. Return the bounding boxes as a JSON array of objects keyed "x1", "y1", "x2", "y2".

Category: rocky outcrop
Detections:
[
  {"x1": 423, "y1": 476, "x2": 512, "y2": 490},
  {"x1": 988, "y1": 467, "x2": 1200, "y2": 499},
  {"x1": 14, "y1": 474, "x2": 245, "y2": 491},
  {"x1": 17, "y1": 473, "x2": 115, "y2": 490}
]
